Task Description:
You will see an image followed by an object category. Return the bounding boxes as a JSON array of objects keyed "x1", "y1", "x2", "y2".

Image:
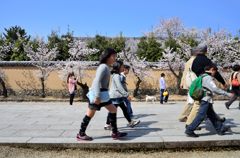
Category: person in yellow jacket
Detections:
[{"x1": 179, "y1": 47, "x2": 198, "y2": 122}]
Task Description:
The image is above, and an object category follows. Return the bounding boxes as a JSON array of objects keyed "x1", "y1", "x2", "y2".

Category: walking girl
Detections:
[
  {"x1": 77, "y1": 48, "x2": 127, "y2": 141},
  {"x1": 67, "y1": 73, "x2": 78, "y2": 105},
  {"x1": 225, "y1": 64, "x2": 240, "y2": 110},
  {"x1": 104, "y1": 60, "x2": 140, "y2": 130}
]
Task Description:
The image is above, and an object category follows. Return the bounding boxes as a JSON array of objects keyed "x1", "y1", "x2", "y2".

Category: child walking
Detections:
[
  {"x1": 77, "y1": 48, "x2": 127, "y2": 141},
  {"x1": 121, "y1": 65, "x2": 135, "y2": 119},
  {"x1": 104, "y1": 61, "x2": 140, "y2": 130},
  {"x1": 185, "y1": 63, "x2": 234, "y2": 137},
  {"x1": 67, "y1": 73, "x2": 79, "y2": 105}
]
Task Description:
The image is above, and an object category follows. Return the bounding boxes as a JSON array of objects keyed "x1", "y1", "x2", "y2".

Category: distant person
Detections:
[
  {"x1": 225, "y1": 64, "x2": 240, "y2": 110},
  {"x1": 67, "y1": 73, "x2": 79, "y2": 105},
  {"x1": 185, "y1": 63, "x2": 234, "y2": 137},
  {"x1": 159, "y1": 73, "x2": 169, "y2": 104}
]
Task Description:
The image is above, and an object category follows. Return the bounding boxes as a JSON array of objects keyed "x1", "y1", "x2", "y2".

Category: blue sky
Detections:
[{"x1": 0, "y1": 0, "x2": 240, "y2": 39}]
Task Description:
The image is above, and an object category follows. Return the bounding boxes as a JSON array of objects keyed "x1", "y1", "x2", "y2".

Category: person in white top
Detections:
[{"x1": 159, "y1": 73, "x2": 168, "y2": 104}]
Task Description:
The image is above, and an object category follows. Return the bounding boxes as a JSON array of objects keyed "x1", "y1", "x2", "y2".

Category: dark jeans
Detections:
[
  {"x1": 122, "y1": 97, "x2": 133, "y2": 117},
  {"x1": 70, "y1": 93, "x2": 75, "y2": 105},
  {"x1": 226, "y1": 88, "x2": 240, "y2": 108},
  {"x1": 160, "y1": 89, "x2": 169, "y2": 104},
  {"x1": 106, "y1": 102, "x2": 131, "y2": 124},
  {"x1": 185, "y1": 100, "x2": 223, "y2": 134}
]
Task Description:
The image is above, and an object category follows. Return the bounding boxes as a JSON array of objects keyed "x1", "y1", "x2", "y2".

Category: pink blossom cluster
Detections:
[
  {"x1": 57, "y1": 38, "x2": 98, "y2": 82},
  {"x1": 0, "y1": 43, "x2": 14, "y2": 78},
  {"x1": 118, "y1": 38, "x2": 158, "y2": 81},
  {"x1": 18, "y1": 33, "x2": 59, "y2": 80}
]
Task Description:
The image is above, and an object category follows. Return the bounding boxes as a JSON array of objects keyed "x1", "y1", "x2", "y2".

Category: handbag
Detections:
[
  {"x1": 163, "y1": 90, "x2": 168, "y2": 96},
  {"x1": 87, "y1": 91, "x2": 110, "y2": 104},
  {"x1": 186, "y1": 64, "x2": 197, "y2": 89}
]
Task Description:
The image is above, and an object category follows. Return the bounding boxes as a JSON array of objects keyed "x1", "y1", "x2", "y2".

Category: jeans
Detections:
[
  {"x1": 160, "y1": 89, "x2": 169, "y2": 104},
  {"x1": 70, "y1": 92, "x2": 75, "y2": 105},
  {"x1": 185, "y1": 100, "x2": 223, "y2": 134},
  {"x1": 111, "y1": 98, "x2": 124, "y2": 104},
  {"x1": 122, "y1": 97, "x2": 133, "y2": 117},
  {"x1": 226, "y1": 88, "x2": 240, "y2": 108}
]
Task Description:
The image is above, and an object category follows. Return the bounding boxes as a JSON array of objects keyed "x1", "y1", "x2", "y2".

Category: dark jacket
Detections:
[{"x1": 192, "y1": 54, "x2": 225, "y2": 85}]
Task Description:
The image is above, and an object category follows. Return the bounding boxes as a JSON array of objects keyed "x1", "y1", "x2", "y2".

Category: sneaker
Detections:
[
  {"x1": 220, "y1": 117, "x2": 226, "y2": 123},
  {"x1": 225, "y1": 102, "x2": 230, "y2": 110},
  {"x1": 112, "y1": 131, "x2": 127, "y2": 140},
  {"x1": 129, "y1": 120, "x2": 140, "y2": 128},
  {"x1": 104, "y1": 125, "x2": 111, "y2": 130},
  {"x1": 185, "y1": 132, "x2": 199, "y2": 137},
  {"x1": 218, "y1": 126, "x2": 231, "y2": 135},
  {"x1": 76, "y1": 133, "x2": 93, "y2": 141},
  {"x1": 179, "y1": 118, "x2": 187, "y2": 122}
]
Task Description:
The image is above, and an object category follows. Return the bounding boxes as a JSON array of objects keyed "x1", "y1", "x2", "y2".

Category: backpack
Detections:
[
  {"x1": 189, "y1": 74, "x2": 208, "y2": 101},
  {"x1": 186, "y1": 64, "x2": 197, "y2": 88},
  {"x1": 230, "y1": 72, "x2": 239, "y2": 87}
]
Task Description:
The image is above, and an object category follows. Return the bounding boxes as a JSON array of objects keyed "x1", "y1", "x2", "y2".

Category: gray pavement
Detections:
[{"x1": 0, "y1": 101, "x2": 240, "y2": 149}]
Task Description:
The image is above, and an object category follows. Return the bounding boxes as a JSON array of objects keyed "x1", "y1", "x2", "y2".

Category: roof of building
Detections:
[
  {"x1": 0, "y1": 61, "x2": 158, "y2": 67},
  {"x1": 0, "y1": 61, "x2": 100, "y2": 67}
]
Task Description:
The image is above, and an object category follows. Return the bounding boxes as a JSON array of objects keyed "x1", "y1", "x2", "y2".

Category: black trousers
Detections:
[
  {"x1": 70, "y1": 93, "x2": 75, "y2": 105},
  {"x1": 106, "y1": 102, "x2": 131, "y2": 124}
]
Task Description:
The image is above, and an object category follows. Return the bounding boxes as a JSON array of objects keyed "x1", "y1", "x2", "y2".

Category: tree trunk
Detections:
[
  {"x1": 133, "y1": 77, "x2": 142, "y2": 97},
  {"x1": 0, "y1": 78, "x2": 7, "y2": 98},
  {"x1": 41, "y1": 78, "x2": 45, "y2": 98},
  {"x1": 175, "y1": 71, "x2": 183, "y2": 95},
  {"x1": 77, "y1": 82, "x2": 89, "y2": 99}
]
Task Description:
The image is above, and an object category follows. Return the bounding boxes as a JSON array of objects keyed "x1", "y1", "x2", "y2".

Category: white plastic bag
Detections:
[{"x1": 187, "y1": 93, "x2": 194, "y2": 105}]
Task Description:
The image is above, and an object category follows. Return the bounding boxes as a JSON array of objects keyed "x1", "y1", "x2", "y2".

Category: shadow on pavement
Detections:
[{"x1": 117, "y1": 113, "x2": 157, "y2": 119}]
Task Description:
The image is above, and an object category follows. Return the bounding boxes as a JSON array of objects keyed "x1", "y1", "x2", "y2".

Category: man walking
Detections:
[
  {"x1": 186, "y1": 43, "x2": 227, "y2": 128},
  {"x1": 159, "y1": 73, "x2": 169, "y2": 104},
  {"x1": 179, "y1": 47, "x2": 197, "y2": 122}
]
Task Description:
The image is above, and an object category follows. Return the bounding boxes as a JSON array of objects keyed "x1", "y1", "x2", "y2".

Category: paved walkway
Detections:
[{"x1": 0, "y1": 101, "x2": 240, "y2": 149}]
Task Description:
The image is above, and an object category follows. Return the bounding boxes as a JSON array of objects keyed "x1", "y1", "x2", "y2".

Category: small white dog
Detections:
[{"x1": 145, "y1": 95, "x2": 156, "y2": 103}]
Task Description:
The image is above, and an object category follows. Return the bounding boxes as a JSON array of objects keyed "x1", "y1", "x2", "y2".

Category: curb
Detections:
[{"x1": 0, "y1": 137, "x2": 240, "y2": 149}]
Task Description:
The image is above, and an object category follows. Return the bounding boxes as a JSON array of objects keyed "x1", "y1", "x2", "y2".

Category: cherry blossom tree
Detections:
[
  {"x1": 143, "y1": 15, "x2": 240, "y2": 94},
  {"x1": 56, "y1": 38, "x2": 98, "y2": 99},
  {"x1": 200, "y1": 28, "x2": 240, "y2": 80},
  {"x1": 143, "y1": 15, "x2": 185, "y2": 38},
  {"x1": 143, "y1": 16, "x2": 199, "y2": 94},
  {"x1": 118, "y1": 38, "x2": 157, "y2": 97},
  {"x1": 18, "y1": 33, "x2": 58, "y2": 98},
  {"x1": 0, "y1": 43, "x2": 14, "y2": 97}
]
